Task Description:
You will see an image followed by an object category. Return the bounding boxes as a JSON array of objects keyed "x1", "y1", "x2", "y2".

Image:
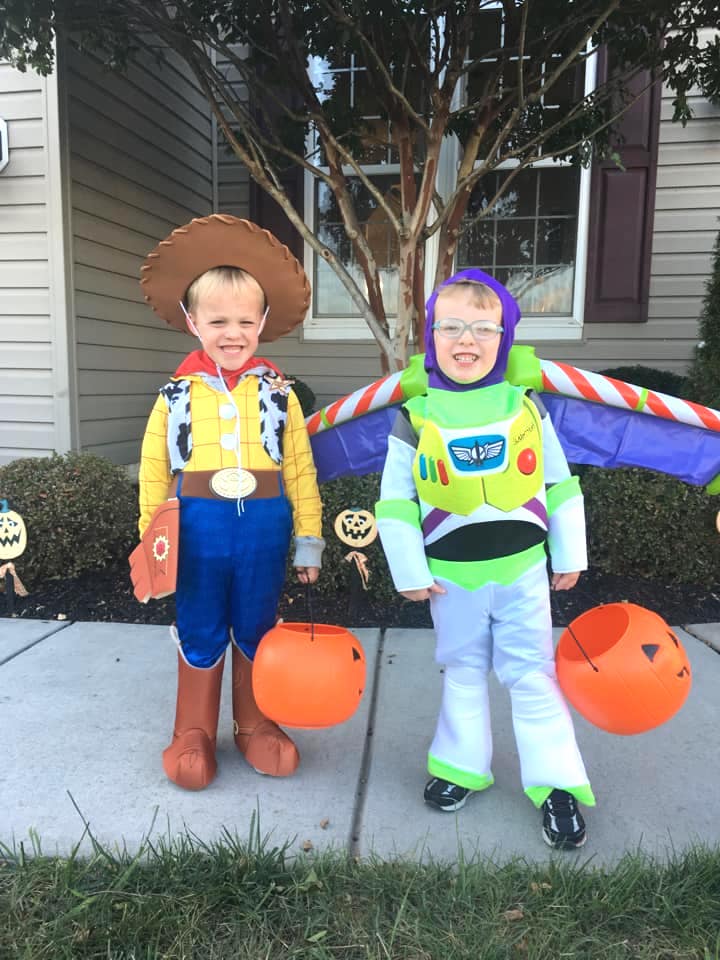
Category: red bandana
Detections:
[{"x1": 173, "y1": 349, "x2": 281, "y2": 390}]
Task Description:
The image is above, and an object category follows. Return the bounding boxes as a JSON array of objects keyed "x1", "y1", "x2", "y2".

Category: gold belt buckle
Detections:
[{"x1": 209, "y1": 468, "x2": 258, "y2": 499}]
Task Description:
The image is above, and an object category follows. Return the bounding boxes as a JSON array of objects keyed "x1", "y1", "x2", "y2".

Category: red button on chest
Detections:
[{"x1": 517, "y1": 448, "x2": 537, "y2": 475}]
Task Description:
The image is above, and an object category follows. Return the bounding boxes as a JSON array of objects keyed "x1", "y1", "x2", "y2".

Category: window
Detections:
[
  {"x1": 303, "y1": 14, "x2": 596, "y2": 341},
  {"x1": 458, "y1": 13, "x2": 594, "y2": 337},
  {"x1": 304, "y1": 53, "x2": 404, "y2": 339}
]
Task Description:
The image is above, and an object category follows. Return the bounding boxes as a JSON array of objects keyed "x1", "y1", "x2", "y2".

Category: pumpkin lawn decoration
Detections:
[
  {"x1": 555, "y1": 602, "x2": 692, "y2": 735},
  {"x1": 253, "y1": 620, "x2": 366, "y2": 728},
  {"x1": 334, "y1": 507, "x2": 378, "y2": 620},
  {"x1": 0, "y1": 498, "x2": 29, "y2": 615}
]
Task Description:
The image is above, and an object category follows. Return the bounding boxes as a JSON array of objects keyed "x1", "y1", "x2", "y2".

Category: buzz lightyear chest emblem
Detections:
[{"x1": 448, "y1": 435, "x2": 506, "y2": 473}]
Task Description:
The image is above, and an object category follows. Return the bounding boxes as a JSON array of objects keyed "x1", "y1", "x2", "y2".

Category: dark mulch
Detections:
[{"x1": 4, "y1": 559, "x2": 720, "y2": 627}]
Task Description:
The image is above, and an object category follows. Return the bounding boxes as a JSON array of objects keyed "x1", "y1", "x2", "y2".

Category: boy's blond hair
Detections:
[
  {"x1": 436, "y1": 279, "x2": 502, "y2": 313},
  {"x1": 185, "y1": 266, "x2": 266, "y2": 313}
]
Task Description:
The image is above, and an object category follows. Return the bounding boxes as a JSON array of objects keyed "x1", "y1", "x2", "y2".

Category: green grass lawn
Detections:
[{"x1": 2, "y1": 823, "x2": 720, "y2": 959}]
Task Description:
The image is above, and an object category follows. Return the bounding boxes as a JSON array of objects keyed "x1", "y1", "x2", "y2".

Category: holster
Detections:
[{"x1": 129, "y1": 497, "x2": 180, "y2": 603}]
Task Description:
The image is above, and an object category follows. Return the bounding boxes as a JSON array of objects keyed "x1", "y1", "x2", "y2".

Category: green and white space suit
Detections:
[{"x1": 376, "y1": 381, "x2": 595, "y2": 809}]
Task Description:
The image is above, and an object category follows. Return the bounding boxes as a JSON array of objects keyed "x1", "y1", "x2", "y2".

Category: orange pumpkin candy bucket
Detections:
[
  {"x1": 252, "y1": 621, "x2": 366, "y2": 728},
  {"x1": 555, "y1": 602, "x2": 692, "y2": 735}
]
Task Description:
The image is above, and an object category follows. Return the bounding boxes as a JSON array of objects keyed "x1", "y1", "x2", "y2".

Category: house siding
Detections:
[
  {"x1": 65, "y1": 40, "x2": 214, "y2": 464},
  {"x1": 0, "y1": 61, "x2": 64, "y2": 464}
]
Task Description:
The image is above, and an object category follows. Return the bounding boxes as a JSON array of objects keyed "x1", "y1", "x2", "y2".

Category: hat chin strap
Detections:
[{"x1": 179, "y1": 300, "x2": 203, "y2": 342}]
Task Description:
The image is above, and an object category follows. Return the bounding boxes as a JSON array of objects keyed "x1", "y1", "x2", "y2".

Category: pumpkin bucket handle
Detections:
[
  {"x1": 304, "y1": 582, "x2": 316, "y2": 642},
  {"x1": 551, "y1": 589, "x2": 599, "y2": 673}
]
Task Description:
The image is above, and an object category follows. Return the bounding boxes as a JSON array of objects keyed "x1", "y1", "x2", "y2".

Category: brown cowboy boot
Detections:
[
  {"x1": 231, "y1": 643, "x2": 300, "y2": 777},
  {"x1": 162, "y1": 651, "x2": 225, "y2": 790}
]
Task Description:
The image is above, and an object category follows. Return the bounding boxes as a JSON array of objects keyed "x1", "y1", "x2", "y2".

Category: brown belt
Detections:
[{"x1": 169, "y1": 469, "x2": 282, "y2": 501}]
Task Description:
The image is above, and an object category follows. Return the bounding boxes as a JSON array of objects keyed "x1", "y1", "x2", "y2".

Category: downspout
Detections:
[{"x1": 45, "y1": 36, "x2": 79, "y2": 453}]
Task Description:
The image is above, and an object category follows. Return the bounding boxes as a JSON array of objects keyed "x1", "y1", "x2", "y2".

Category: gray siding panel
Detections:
[
  {"x1": 67, "y1": 42, "x2": 214, "y2": 464},
  {"x1": 0, "y1": 62, "x2": 57, "y2": 465}
]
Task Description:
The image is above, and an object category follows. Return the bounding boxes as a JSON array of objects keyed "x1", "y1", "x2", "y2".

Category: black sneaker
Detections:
[
  {"x1": 541, "y1": 789, "x2": 586, "y2": 849},
  {"x1": 424, "y1": 777, "x2": 473, "y2": 812}
]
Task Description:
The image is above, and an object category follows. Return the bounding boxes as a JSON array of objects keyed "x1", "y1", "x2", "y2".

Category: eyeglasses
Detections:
[{"x1": 432, "y1": 318, "x2": 504, "y2": 341}]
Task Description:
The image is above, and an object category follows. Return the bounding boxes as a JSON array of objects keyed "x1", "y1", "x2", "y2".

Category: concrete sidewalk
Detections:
[{"x1": 2, "y1": 617, "x2": 720, "y2": 864}]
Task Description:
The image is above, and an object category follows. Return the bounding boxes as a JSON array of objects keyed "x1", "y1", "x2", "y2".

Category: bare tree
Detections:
[{"x1": 3, "y1": 0, "x2": 719, "y2": 369}]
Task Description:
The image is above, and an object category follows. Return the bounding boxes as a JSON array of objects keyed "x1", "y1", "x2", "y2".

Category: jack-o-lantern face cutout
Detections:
[
  {"x1": 334, "y1": 508, "x2": 377, "y2": 548},
  {"x1": 0, "y1": 499, "x2": 27, "y2": 560},
  {"x1": 556, "y1": 602, "x2": 691, "y2": 735}
]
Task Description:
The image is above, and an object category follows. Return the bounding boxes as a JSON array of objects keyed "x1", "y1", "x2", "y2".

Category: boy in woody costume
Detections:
[
  {"x1": 375, "y1": 268, "x2": 593, "y2": 848},
  {"x1": 137, "y1": 214, "x2": 324, "y2": 791}
]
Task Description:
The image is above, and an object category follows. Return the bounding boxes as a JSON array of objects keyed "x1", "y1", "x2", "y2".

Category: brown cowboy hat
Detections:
[{"x1": 139, "y1": 214, "x2": 311, "y2": 341}]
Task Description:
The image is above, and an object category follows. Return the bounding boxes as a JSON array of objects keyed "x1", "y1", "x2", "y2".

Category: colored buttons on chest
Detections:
[
  {"x1": 419, "y1": 453, "x2": 449, "y2": 485},
  {"x1": 221, "y1": 434, "x2": 237, "y2": 450},
  {"x1": 220, "y1": 403, "x2": 237, "y2": 420}
]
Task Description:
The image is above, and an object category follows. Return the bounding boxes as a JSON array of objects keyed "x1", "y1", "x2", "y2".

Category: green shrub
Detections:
[
  {"x1": 0, "y1": 452, "x2": 138, "y2": 587},
  {"x1": 583, "y1": 465, "x2": 720, "y2": 586},
  {"x1": 598, "y1": 365, "x2": 688, "y2": 399},
  {"x1": 288, "y1": 472, "x2": 397, "y2": 607},
  {"x1": 686, "y1": 225, "x2": 720, "y2": 410},
  {"x1": 287, "y1": 376, "x2": 316, "y2": 416},
  {"x1": 311, "y1": 464, "x2": 720, "y2": 599},
  {"x1": 576, "y1": 362, "x2": 719, "y2": 585}
]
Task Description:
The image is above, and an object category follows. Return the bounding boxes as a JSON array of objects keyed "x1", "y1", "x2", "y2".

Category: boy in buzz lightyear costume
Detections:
[
  {"x1": 138, "y1": 215, "x2": 324, "y2": 791},
  {"x1": 375, "y1": 268, "x2": 593, "y2": 849}
]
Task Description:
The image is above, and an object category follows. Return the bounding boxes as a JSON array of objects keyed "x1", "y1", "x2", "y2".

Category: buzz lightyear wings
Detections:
[{"x1": 306, "y1": 346, "x2": 720, "y2": 492}]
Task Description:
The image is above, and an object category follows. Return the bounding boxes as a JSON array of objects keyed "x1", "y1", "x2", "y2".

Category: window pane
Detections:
[
  {"x1": 495, "y1": 171, "x2": 537, "y2": 218},
  {"x1": 544, "y1": 60, "x2": 586, "y2": 108},
  {"x1": 538, "y1": 167, "x2": 580, "y2": 216},
  {"x1": 465, "y1": 10, "x2": 503, "y2": 116},
  {"x1": 317, "y1": 223, "x2": 351, "y2": 262},
  {"x1": 468, "y1": 11, "x2": 502, "y2": 61},
  {"x1": 315, "y1": 259, "x2": 356, "y2": 316},
  {"x1": 505, "y1": 265, "x2": 575, "y2": 314},
  {"x1": 458, "y1": 166, "x2": 580, "y2": 316},
  {"x1": 364, "y1": 218, "x2": 398, "y2": 269},
  {"x1": 314, "y1": 176, "x2": 402, "y2": 317},
  {"x1": 495, "y1": 221, "x2": 534, "y2": 266},
  {"x1": 458, "y1": 223, "x2": 495, "y2": 265},
  {"x1": 357, "y1": 118, "x2": 396, "y2": 164},
  {"x1": 466, "y1": 171, "x2": 538, "y2": 219},
  {"x1": 536, "y1": 217, "x2": 577, "y2": 263},
  {"x1": 317, "y1": 176, "x2": 402, "y2": 224},
  {"x1": 316, "y1": 182, "x2": 340, "y2": 222},
  {"x1": 353, "y1": 72, "x2": 395, "y2": 163}
]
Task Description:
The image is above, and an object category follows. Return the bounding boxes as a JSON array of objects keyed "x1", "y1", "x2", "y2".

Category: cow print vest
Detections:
[{"x1": 159, "y1": 366, "x2": 291, "y2": 475}]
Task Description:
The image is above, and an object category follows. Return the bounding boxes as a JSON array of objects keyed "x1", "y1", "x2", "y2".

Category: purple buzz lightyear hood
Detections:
[{"x1": 424, "y1": 268, "x2": 521, "y2": 391}]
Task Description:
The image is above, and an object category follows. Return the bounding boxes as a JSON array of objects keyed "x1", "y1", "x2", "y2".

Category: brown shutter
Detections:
[
  {"x1": 249, "y1": 166, "x2": 304, "y2": 261},
  {"x1": 247, "y1": 80, "x2": 305, "y2": 260},
  {"x1": 584, "y1": 50, "x2": 661, "y2": 323}
]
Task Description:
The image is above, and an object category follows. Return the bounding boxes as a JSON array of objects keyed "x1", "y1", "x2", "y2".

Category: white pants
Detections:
[{"x1": 428, "y1": 560, "x2": 589, "y2": 794}]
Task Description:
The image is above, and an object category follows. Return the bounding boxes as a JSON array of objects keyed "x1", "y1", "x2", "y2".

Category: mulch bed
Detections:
[{"x1": 5, "y1": 559, "x2": 720, "y2": 627}]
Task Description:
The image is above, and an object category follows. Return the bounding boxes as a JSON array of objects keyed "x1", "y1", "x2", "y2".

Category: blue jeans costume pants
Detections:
[{"x1": 174, "y1": 476, "x2": 293, "y2": 669}]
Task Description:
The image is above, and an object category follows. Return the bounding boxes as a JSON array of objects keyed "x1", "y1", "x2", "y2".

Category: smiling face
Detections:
[
  {"x1": 432, "y1": 286, "x2": 504, "y2": 385},
  {"x1": 187, "y1": 270, "x2": 266, "y2": 371}
]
